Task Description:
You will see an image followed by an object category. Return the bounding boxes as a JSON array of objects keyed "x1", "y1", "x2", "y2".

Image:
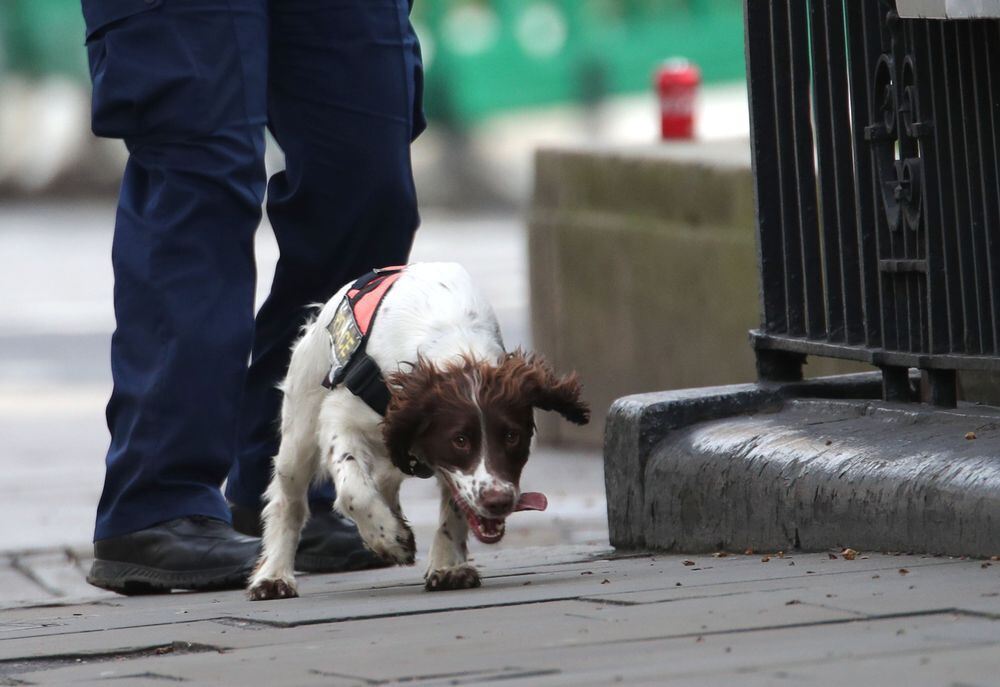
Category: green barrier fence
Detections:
[
  {"x1": 414, "y1": 0, "x2": 745, "y2": 122},
  {"x1": 0, "y1": 0, "x2": 745, "y2": 122},
  {"x1": 0, "y1": 0, "x2": 88, "y2": 78}
]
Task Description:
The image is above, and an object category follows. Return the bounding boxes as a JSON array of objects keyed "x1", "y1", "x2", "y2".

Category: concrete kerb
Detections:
[{"x1": 602, "y1": 371, "x2": 1000, "y2": 558}]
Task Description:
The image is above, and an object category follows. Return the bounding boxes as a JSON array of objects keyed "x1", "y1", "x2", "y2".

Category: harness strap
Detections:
[
  {"x1": 321, "y1": 265, "x2": 434, "y2": 479},
  {"x1": 341, "y1": 353, "x2": 390, "y2": 416}
]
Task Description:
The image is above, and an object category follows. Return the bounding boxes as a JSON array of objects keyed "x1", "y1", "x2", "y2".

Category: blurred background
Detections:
[
  {"x1": 0, "y1": 0, "x2": 762, "y2": 602},
  {"x1": 0, "y1": 0, "x2": 748, "y2": 200}
]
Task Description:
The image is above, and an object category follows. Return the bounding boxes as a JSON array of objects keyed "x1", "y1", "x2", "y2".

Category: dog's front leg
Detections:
[
  {"x1": 425, "y1": 483, "x2": 479, "y2": 591},
  {"x1": 329, "y1": 440, "x2": 416, "y2": 566},
  {"x1": 247, "y1": 396, "x2": 323, "y2": 601}
]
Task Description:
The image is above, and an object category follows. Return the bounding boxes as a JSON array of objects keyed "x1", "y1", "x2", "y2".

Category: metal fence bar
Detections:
[
  {"x1": 845, "y1": 0, "x2": 885, "y2": 350},
  {"x1": 967, "y1": 21, "x2": 1000, "y2": 354},
  {"x1": 788, "y1": 0, "x2": 826, "y2": 339},
  {"x1": 920, "y1": 20, "x2": 964, "y2": 353},
  {"x1": 942, "y1": 21, "x2": 983, "y2": 353},
  {"x1": 981, "y1": 22, "x2": 1000, "y2": 353},
  {"x1": 823, "y1": 0, "x2": 866, "y2": 345},
  {"x1": 745, "y1": 0, "x2": 788, "y2": 334},
  {"x1": 955, "y1": 21, "x2": 994, "y2": 354},
  {"x1": 809, "y1": 0, "x2": 846, "y2": 341},
  {"x1": 770, "y1": 0, "x2": 807, "y2": 336}
]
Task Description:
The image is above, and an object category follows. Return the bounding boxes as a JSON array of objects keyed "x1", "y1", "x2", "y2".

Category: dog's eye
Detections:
[
  {"x1": 452, "y1": 434, "x2": 470, "y2": 450},
  {"x1": 504, "y1": 430, "x2": 520, "y2": 446}
]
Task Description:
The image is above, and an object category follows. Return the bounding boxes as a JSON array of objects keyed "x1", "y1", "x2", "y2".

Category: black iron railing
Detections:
[{"x1": 745, "y1": 0, "x2": 1000, "y2": 406}]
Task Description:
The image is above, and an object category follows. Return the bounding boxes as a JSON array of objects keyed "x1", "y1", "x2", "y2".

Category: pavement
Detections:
[{"x1": 3, "y1": 547, "x2": 1000, "y2": 685}]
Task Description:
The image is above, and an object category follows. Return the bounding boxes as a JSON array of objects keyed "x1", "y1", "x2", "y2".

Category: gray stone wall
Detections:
[{"x1": 528, "y1": 141, "x2": 865, "y2": 446}]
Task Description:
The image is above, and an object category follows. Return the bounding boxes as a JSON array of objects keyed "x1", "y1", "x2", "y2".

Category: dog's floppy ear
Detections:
[
  {"x1": 383, "y1": 358, "x2": 436, "y2": 467},
  {"x1": 504, "y1": 351, "x2": 590, "y2": 425}
]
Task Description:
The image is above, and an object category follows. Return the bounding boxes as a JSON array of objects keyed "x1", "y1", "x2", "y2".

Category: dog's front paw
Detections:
[
  {"x1": 424, "y1": 564, "x2": 481, "y2": 592},
  {"x1": 247, "y1": 576, "x2": 298, "y2": 601},
  {"x1": 360, "y1": 516, "x2": 416, "y2": 566}
]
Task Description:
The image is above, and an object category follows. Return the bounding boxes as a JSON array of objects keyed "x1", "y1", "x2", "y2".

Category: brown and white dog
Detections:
[{"x1": 248, "y1": 262, "x2": 589, "y2": 599}]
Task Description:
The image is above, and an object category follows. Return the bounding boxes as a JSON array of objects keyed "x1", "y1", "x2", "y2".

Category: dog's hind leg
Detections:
[
  {"x1": 425, "y1": 482, "x2": 479, "y2": 591},
  {"x1": 329, "y1": 435, "x2": 416, "y2": 566}
]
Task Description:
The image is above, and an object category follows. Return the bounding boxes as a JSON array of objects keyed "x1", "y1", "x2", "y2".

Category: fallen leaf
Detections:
[
  {"x1": 580, "y1": 571, "x2": 593, "y2": 575},
  {"x1": 675, "y1": 582, "x2": 683, "y2": 587},
  {"x1": 872, "y1": 574, "x2": 880, "y2": 579},
  {"x1": 601, "y1": 578, "x2": 611, "y2": 584},
  {"x1": 785, "y1": 599, "x2": 801, "y2": 605},
  {"x1": 966, "y1": 431, "x2": 977, "y2": 440},
  {"x1": 522, "y1": 581, "x2": 532, "y2": 586},
  {"x1": 828, "y1": 553, "x2": 838, "y2": 560},
  {"x1": 712, "y1": 552, "x2": 728, "y2": 558},
  {"x1": 683, "y1": 560, "x2": 696, "y2": 566},
  {"x1": 761, "y1": 556, "x2": 771, "y2": 563},
  {"x1": 983, "y1": 562, "x2": 992, "y2": 569},
  {"x1": 825, "y1": 439, "x2": 833, "y2": 446},
  {"x1": 991, "y1": 555, "x2": 1000, "y2": 561},
  {"x1": 744, "y1": 548, "x2": 755, "y2": 555},
  {"x1": 695, "y1": 636, "x2": 704, "y2": 643},
  {"x1": 788, "y1": 561, "x2": 796, "y2": 566},
  {"x1": 899, "y1": 568, "x2": 910, "y2": 575},
  {"x1": 777, "y1": 551, "x2": 785, "y2": 558},
  {"x1": 842, "y1": 548, "x2": 858, "y2": 560}
]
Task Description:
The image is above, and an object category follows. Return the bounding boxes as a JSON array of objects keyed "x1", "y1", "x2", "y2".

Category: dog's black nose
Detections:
[{"x1": 480, "y1": 488, "x2": 516, "y2": 517}]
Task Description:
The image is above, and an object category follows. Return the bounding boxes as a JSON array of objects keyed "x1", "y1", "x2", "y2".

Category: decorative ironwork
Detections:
[
  {"x1": 864, "y1": 10, "x2": 930, "y2": 235},
  {"x1": 744, "y1": 0, "x2": 1000, "y2": 407}
]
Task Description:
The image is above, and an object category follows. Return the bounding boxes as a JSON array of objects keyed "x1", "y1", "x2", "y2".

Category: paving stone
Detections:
[
  {"x1": 3, "y1": 550, "x2": 1000, "y2": 686},
  {"x1": 0, "y1": 565, "x2": 51, "y2": 607},
  {"x1": 10, "y1": 608, "x2": 996, "y2": 686}
]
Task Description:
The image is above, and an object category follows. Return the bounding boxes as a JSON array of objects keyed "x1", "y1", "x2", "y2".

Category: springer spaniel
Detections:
[{"x1": 248, "y1": 262, "x2": 589, "y2": 599}]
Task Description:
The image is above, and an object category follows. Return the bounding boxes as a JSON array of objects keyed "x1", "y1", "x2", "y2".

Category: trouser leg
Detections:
[
  {"x1": 225, "y1": 0, "x2": 425, "y2": 509},
  {"x1": 85, "y1": 0, "x2": 269, "y2": 540}
]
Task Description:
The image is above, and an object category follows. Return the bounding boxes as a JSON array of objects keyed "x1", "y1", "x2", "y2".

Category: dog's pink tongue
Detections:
[{"x1": 515, "y1": 492, "x2": 548, "y2": 512}]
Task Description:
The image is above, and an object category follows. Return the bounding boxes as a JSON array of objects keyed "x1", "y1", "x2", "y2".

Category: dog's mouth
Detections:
[{"x1": 448, "y1": 487, "x2": 548, "y2": 544}]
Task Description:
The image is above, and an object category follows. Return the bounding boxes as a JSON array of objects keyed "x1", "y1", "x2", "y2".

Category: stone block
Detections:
[{"x1": 528, "y1": 141, "x2": 866, "y2": 447}]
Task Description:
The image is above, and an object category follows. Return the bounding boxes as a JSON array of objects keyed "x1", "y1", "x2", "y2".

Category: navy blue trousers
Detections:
[{"x1": 82, "y1": 0, "x2": 424, "y2": 540}]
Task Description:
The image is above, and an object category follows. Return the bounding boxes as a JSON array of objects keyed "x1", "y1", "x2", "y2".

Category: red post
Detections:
[{"x1": 656, "y1": 59, "x2": 700, "y2": 140}]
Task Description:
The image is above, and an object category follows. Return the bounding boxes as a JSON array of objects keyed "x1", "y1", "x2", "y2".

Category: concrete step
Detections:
[{"x1": 605, "y1": 372, "x2": 1000, "y2": 558}]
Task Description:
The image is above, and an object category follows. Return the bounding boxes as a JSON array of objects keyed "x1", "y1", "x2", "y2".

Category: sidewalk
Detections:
[{"x1": 3, "y1": 547, "x2": 999, "y2": 685}]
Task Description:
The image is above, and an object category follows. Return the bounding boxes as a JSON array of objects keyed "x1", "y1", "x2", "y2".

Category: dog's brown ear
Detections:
[
  {"x1": 382, "y1": 358, "x2": 436, "y2": 467},
  {"x1": 504, "y1": 351, "x2": 590, "y2": 425}
]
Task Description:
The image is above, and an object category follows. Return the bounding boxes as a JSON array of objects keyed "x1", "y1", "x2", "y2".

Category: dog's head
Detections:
[{"x1": 383, "y1": 351, "x2": 589, "y2": 543}]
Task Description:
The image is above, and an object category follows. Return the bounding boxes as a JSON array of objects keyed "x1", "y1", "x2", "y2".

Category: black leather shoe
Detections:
[
  {"x1": 87, "y1": 516, "x2": 260, "y2": 595},
  {"x1": 231, "y1": 503, "x2": 392, "y2": 574}
]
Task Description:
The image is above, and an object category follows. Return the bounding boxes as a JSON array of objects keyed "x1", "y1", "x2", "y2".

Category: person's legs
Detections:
[
  {"x1": 84, "y1": 0, "x2": 267, "y2": 543},
  {"x1": 225, "y1": 0, "x2": 425, "y2": 512}
]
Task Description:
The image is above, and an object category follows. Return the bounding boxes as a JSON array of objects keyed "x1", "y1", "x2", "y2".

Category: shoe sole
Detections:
[{"x1": 87, "y1": 559, "x2": 252, "y2": 595}]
